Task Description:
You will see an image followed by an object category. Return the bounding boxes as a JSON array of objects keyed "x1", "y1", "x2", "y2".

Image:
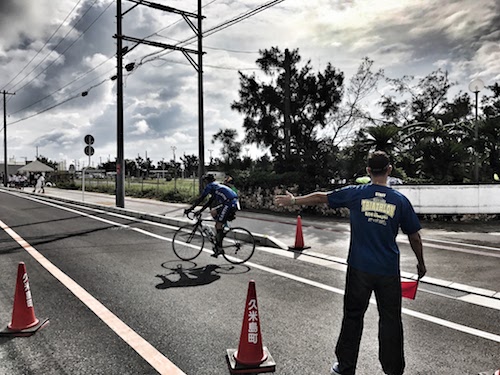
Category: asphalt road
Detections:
[{"x1": 0, "y1": 188, "x2": 499, "y2": 375}]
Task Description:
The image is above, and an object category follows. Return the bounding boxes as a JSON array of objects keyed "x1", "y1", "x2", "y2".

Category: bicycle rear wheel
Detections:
[
  {"x1": 172, "y1": 225, "x2": 204, "y2": 261},
  {"x1": 221, "y1": 227, "x2": 255, "y2": 264}
]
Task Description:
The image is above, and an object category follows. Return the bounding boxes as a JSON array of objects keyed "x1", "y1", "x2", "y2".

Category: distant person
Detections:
[
  {"x1": 35, "y1": 173, "x2": 45, "y2": 193},
  {"x1": 223, "y1": 175, "x2": 238, "y2": 193},
  {"x1": 223, "y1": 175, "x2": 241, "y2": 210},
  {"x1": 184, "y1": 174, "x2": 239, "y2": 257},
  {"x1": 274, "y1": 150, "x2": 426, "y2": 375}
]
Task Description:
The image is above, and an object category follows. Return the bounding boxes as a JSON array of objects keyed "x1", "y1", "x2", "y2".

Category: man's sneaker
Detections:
[{"x1": 330, "y1": 362, "x2": 341, "y2": 375}]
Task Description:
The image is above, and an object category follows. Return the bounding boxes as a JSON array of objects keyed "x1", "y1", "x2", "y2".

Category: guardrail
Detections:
[{"x1": 394, "y1": 184, "x2": 500, "y2": 214}]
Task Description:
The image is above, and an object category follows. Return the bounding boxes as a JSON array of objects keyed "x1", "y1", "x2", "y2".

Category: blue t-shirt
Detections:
[
  {"x1": 327, "y1": 184, "x2": 421, "y2": 276},
  {"x1": 201, "y1": 182, "x2": 239, "y2": 208}
]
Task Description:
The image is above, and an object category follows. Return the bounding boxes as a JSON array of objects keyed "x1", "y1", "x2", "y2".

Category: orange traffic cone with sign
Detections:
[
  {"x1": 226, "y1": 280, "x2": 276, "y2": 374},
  {"x1": 0, "y1": 262, "x2": 49, "y2": 337},
  {"x1": 288, "y1": 215, "x2": 311, "y2": 251}
]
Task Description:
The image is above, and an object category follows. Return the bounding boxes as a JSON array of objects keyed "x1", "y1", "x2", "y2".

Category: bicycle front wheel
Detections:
[
  {"x1": 221, "y1": 227, "x2": 255, "y2": 264},
  {"x1": 172, "y1": 225, "x2": 204, "y2": 261}
]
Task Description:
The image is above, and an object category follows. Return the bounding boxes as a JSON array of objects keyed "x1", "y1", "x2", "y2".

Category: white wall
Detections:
[{"x1": 394, "y1": 185, "x2": 500, "y2": 214}]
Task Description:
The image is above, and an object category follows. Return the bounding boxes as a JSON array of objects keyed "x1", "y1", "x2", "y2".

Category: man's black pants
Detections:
[{"x1": 335, "y1": 267, "x2": 405, "y2": 375}]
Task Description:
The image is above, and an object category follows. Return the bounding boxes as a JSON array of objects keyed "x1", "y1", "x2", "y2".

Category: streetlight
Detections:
[{"x1": 468, "y1": 78, "x2": 485, "y2": 183}]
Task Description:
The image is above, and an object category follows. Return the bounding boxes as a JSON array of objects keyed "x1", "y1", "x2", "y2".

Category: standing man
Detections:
[{"x1": 274, "y1": 151, "x2": 426, "y2": 375}]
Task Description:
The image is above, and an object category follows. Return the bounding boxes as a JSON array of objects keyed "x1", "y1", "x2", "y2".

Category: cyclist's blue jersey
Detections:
[
  {"x1": 201, "y1": 182, "x2": 239, "y2": 208},
  {"x1": 327, "y1": 184, "x2": 421, "y2": 276}
]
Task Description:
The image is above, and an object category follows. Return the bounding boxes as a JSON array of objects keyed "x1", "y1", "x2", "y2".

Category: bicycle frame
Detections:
[
  {"x1": 173, "y1": 211, "x2": 255, "y2": 264},
  {"x1": 186, "y1": 212, "x2": 233, "y2": 244}
]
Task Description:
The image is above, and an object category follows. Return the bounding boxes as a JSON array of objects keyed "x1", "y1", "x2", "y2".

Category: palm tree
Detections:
[{"x1": 398, "y1": 118, "x2": 472, "y2": 182}]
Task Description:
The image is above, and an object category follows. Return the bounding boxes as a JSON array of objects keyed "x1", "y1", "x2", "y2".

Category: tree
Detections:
[
  {"x1": 125, "y1": 159, "x2": 138, "y2": 177},
  {"x1": 231, "y1": 46, "x2": 344, "y2": 176},
  {"x1": 212, "y1": 128, "x2": 241, "y2": 167},
  {"x1": 135, "y1": 155, "x2": 153, "y2": 177},
  {"x1": 98, "y1": 160, "x2": 116, "y2": 173},
  {"x1": 180, "y1": 154, "x2": 198, "y2": 178},
  {"x1": 325, "y1": 57, "x2": 384, "y2": 145},
  {"x1": 478, "y1": 83, "x2": 500, "y2": 180},
  {"x1": 37, "y1": 155, "x2": 58, "y2": 170},
  {"x1": 374, "y1": 69, "x2": 479, "y2": 182}
]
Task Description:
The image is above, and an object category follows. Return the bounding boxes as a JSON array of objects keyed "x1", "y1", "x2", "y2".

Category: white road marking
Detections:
[
  {"x1": 0, "y1": 219, "x2": 186, "y2": 375},
  {"x1": 241, "y1": 260, "x2": 500, "y2": 343},
  {"x1": 5, "y1": 192, "x2": 500, "y2": 346}
]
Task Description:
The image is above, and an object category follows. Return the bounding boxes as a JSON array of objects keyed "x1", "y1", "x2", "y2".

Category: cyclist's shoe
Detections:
[{"x1": 211, "y1": 245, "x2": 225, "y2": 258}]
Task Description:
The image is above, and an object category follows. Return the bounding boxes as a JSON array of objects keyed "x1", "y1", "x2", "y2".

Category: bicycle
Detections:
[{"x1": 172, "y1": 211, "x2": 256, "y2": 265}]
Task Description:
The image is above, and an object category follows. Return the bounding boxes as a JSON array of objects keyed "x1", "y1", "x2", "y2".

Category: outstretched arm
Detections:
[
  {"x1": 274, "y1": 190, "x2": 329, "y2": 207},
  {"x1": 408, "y1": 231, "x2": 426, "y2": 279}
]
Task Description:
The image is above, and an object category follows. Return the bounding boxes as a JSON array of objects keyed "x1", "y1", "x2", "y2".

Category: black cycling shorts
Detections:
[{"x1": 214, "y1": 204, "x2": 237, "y2": 223}]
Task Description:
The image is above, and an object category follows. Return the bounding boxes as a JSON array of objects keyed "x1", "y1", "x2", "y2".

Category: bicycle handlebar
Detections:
[{"x1": 185, "y1": 210, "x2": 216, "y2": 223}]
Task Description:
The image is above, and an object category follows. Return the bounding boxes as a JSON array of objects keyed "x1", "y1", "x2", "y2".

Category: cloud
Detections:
[{"x1": 0, "y1": 0, "x2": 499, "y2": 167}]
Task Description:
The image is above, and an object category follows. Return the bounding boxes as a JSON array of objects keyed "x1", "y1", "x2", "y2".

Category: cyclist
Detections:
[{"x1": 184, "y1": 174, "x2": 239, "y2": 257}]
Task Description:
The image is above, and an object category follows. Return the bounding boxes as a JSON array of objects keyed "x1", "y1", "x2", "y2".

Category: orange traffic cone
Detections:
[
  {"x1": 226, "y1": 280, "x2": 276, "y2": 374},
  {"x1": 288, "y1": 215, "x2": 310, "y2": 251},
  {"x1": 0, "y1": 262, "x2": 49, "y2": 337}
]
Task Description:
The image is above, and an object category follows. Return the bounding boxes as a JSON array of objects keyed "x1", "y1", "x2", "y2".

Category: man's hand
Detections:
[{"x1": 274, "y1": 191, "x2": 295, "y2": 207}]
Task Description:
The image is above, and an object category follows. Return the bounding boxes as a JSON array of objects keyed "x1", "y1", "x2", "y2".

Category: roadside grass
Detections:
[{"x1": 71, "y1": 177, "x2": 200, "y2": 203}]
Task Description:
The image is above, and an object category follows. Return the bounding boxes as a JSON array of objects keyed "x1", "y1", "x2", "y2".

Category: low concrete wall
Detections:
[{"x1": 394, "y1": 184, "x2": 500, "y2": 214}]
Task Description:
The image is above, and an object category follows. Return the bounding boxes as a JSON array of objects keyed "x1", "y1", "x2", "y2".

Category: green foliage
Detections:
[
  {"x1": 231, "y1": 46, "x2": 344, "y2": 163},
  {"x1": 235, "y1": 169, "x2": 317, "y2": 192}
]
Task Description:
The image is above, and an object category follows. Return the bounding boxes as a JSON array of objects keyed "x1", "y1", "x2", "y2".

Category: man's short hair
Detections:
[{"x1": 368, "y1": 151, "x2": 390, "y2": 175}]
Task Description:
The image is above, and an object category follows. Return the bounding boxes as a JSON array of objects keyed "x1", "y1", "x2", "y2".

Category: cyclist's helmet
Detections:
[{"x1": 202, "y1": 173, "x2": 216, "y2": 183}]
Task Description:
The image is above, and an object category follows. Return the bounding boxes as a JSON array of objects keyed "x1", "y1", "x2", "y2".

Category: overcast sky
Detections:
[{"x1": 0, "y1": 0, "x2": 498, "y2": 169}]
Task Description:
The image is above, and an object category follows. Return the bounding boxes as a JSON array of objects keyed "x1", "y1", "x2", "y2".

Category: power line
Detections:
[
  {"x1": 139, "y1": 0, "x2": 285, "y2": 65},
  {"x1": 7, "y1": 75, "x2": 112, "y2": 127},
  {"x1": 7, "y1": 0, "x2": 284, "y2": 125},
  {"x1": 9, "y1": 0, "x2": 113, "y2": 94},
  {"x1": 153, "y1": 57, "x2": 259, "y2": 71},
  {"x1": 152, "y1": 34, "x2": 259, "y2": 54},
  {"x1": 0, "y1": 0, "x2": 84, "y2": 92},
  {"x1": 10, "y1": 57, "x2": 115, "y2": 116},
  {"x1": 6, "y1": 0, "x2": 218, "y2": 117},
  {"x1": 204, "y1": 0, "x2": 285, "y2": 37}
]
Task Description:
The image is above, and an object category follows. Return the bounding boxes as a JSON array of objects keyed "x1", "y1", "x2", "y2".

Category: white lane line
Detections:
[
  {"x1": 241, "y1": 260, "x2": 500, "y2": 344},
  {"x1": 9, "y1": 193, "x2": 500, "y2": 344},
  {"x1": 398, "y1": 236, "x2": 500, "y2": 258},
  {"x1": 422, "y1": 237, "x2": 500, "y2": 252},
  {"x1": 0, "y1": 219, "x2": 186, "y2": 375}
]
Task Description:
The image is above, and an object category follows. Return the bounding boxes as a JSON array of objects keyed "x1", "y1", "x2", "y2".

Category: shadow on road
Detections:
[{"x1": 156, "y1": 261, "x2": 250, "y2": 289}]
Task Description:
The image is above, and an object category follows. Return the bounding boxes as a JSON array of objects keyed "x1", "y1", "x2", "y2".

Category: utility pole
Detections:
[
  {"x1": 116, "y1": 0, "x2": 125, "y2": 207},
  {"x1": 114, "y1": 0, "x2": 205, "y2": 204},
  {"x1": 3, "y1": 90, "x2": 15, "y2": 187},
  {"x1": 284, "y1": 49, "x2": 291, "y2": 158},
  {"x1": 197, "y1": 0, "x2": 205, "y2": 193}
]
